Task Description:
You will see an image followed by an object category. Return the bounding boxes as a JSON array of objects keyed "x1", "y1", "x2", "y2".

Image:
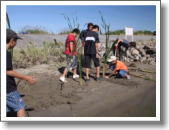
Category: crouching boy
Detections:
[
  {"x1": 59, "y1": 28, "x2": 80, "y2": 83},
  {"x1": 105, "y1": 56, "x2": 131, "y2": 79}
]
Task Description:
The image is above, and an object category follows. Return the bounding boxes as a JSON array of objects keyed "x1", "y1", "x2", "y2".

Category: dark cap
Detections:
[{"x1": 7, "y1": 29, "x2": 22, "y2": 41}]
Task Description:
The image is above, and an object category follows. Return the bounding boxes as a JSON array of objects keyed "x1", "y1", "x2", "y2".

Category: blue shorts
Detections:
[
  {"x1": 118, "y1": 70, "x2": 127, "y2": 77},
  {"x1": 7, "y1": 91, "x2": 25, "y2": 112}
]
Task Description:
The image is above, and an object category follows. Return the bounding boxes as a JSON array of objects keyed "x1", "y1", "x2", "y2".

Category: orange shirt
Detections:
[{"x1": 114, "y1": 60, "x2": 128, "y2": 72}]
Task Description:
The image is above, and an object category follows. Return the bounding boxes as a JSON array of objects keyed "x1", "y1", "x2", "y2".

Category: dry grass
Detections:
[{"x1": 13, "y1": 41, "x2": 65, "y2": 69}]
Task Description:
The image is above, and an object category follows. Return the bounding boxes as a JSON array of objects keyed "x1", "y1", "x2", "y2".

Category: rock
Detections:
[
  {"x1": 143, "y1": 45, "x2": 156, "y2": 55},
  {"x1": 128, "y1": 63, "x2": 137, "y2": 67}
]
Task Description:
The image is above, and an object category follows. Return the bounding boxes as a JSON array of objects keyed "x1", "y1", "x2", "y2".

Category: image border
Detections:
[{"x1": 1, "y1": 0, "x2": 160, "y2": 122}]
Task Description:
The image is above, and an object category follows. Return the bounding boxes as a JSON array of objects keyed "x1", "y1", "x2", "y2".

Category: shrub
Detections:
[
  {"x1": 134, "y1": 30, "x2": 154, "y2": 35},
  {"x1": 13, "y1": 41, "x2": 65, "y2": 69},
  {"x1": 19, "y1": 26, "x2": 49, "y2": 34}
]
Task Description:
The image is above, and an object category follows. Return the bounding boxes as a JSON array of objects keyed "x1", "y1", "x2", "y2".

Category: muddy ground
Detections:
[{"x1": 16, "y1": 62, "x2": 156, "y2": 117}]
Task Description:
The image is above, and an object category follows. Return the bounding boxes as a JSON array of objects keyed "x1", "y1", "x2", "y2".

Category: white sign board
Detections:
[
  {"x1": 125, "y1": 27, "x2": 134, "y2": 41},
  {"x1": 125, "y1": 27, "x2": 133, "y2": 35}
]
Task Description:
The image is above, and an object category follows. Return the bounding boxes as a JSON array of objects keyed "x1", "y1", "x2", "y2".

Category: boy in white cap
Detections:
[{"x1": 105, "y1": 56, "x2": 131, "y2": 79}]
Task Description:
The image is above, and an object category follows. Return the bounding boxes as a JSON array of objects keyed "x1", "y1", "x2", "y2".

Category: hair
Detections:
[
  {"x1": 87, "y1": 23, "x2": 94, "y2": 28},
  {"x1": 92, "y1": 25, "x2": 100, "y2": 31},
  {"x1": 72, "y1": 28, "x2": 80, "y2": 34},
  {"x1": 6, "y1": 38, "x2": 17, "y2": 44},
  {"x1": 129, "y1": 41, "x2": 136, "y2": 47},
  {"x1": 6, "y1": 38, "x2": 11, "y2": 44}
]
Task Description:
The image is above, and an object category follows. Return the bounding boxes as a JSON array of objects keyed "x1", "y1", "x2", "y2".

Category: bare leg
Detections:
[
  {"x1": 122, "y1": 73, "x2": 131, "y2": 79},
  {"x1": 17, "y1": 109, "x2": 26, "y2": 117},
  {"x1": 96, "y1": 67, "x2": 100, "y2": 78},
  {"x1": 73, "y1": 69, "x2": 77, "y2": 75},
  {"x1": 62, "y1": 68, "x2": 68, "y2": 77},
  {"x1": 85, "y1": 68, "x2": 90, "y2": 79}
]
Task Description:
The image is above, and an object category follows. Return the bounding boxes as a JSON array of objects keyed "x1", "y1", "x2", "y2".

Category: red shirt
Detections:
[{"x1": 64, "y1": 33, "x2": 77, "y2": 56}]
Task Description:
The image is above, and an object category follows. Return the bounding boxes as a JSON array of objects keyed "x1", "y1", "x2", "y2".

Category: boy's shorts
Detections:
[
  {"x1": 66, "y1": 55, "x2": 78, "y2": 71},
  {"x1": 118, "y1": 70, "x2": 127, "y2": 77},
  {"x1": 7, "y1": 91, "x2": 25, "y2": 112},
  {"x1": 84, "y1": 54, "x2": 100, "y2": 68}
]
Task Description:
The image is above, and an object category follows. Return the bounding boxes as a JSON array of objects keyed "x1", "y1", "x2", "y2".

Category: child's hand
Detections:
[
  {"x1": 82, "y1": 42, "x2": 85, "y2": 47},
  {"x1": 25, "y1": 76, "x2": 36, "y2": 85},
  {"x1": 96, "y1": 53, "x2": 101, "y2": 59}
]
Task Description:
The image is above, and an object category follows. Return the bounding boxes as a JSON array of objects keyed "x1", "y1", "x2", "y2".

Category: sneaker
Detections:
[
  {"x1": 126, "y1": 75, "x2": 131, "y2": 80},
  {"x1": 59, "y1": 76, "x2": 67, "y2": 83},
  {"x1": 95, "y1": 77, "x2": 101, "y2": 81},
  {"x1": 85, "y1": 78, "x2": 90, "y2": 82},
  {"x1": 73, "y1": 74, "x2": 79, "y2": 79}
]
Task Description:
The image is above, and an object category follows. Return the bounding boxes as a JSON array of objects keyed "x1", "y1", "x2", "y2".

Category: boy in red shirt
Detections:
[
  {"x1": 105, "y1": 56, "x2": 131, "y2": 79},
  {"x1": 60, "y1": 28, "x2": 80, "y2": 83}
]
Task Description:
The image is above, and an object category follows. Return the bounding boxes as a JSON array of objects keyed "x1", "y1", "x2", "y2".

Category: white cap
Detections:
[{"x1": 107, "y1": 56, "x2": 117, "y2": 62}]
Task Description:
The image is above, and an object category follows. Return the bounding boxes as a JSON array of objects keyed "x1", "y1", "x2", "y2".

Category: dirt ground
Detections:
[{"x1": 15, "y1": 62, "x2": 156, "y2": 117}]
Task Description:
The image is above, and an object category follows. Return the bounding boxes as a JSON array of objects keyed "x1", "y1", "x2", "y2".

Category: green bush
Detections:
[
  {"x1": 25, "y1": 29, "x2": 48, "y2": 34},
  {"x1": 106, "y1": 30, "x2": 125, "y2": 35},
  {"x1": 105, "y1": 30, "x2": 155, "y2": 35},
  {"x1": 19, "y1": 26, "x2": 49, "y2": 34},
  {"x1": 58, "y1": 30, "x2": 71, "y2": 35},
  {"x1": 134, "y1": 30, "x2": 154, "y2": 35}
]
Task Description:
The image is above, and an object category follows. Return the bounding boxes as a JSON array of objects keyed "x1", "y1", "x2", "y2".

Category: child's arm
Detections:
[
  {"x1": 105, "y1": 70, "x2": 116, "y2": 78},
  {"x1": 96, "y1": 43, "x2": 101, "y2": 58},
  {"x1": 7, "y1": 70, "x2": 36, "y2": 84},
  {"x1": 70, "y1": 42, "x2": 74, "y2": 56}
]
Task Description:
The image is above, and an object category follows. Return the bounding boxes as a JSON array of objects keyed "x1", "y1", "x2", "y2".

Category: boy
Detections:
[
  {"x1": 84, "y1": 25, "x2": 101, "y2": 81},
  {"x1": 6, "y1": 29, "x2": 36, "y2": 117},
  {"x1": 112, "y1": 39, "x2": 130, "y2": 60},
  {"x1": 79, "y1": 22, "x2": 93, "y2": 47},
  {"x1": 105, "y1": 56, "x2": 131, "y2": 79},
  {"x1": 59, "y1": 28, "x2": 80, "y2": 83}
]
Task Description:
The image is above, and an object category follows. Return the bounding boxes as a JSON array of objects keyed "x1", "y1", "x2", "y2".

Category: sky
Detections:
[{"x1": 7, "y1": 5, "x2": 156, "y2": 33}]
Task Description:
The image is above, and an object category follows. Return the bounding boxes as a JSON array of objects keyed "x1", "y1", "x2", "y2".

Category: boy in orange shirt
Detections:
[{"x1": 105, "y1": 56, "x2": 131, "y2": 79}]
